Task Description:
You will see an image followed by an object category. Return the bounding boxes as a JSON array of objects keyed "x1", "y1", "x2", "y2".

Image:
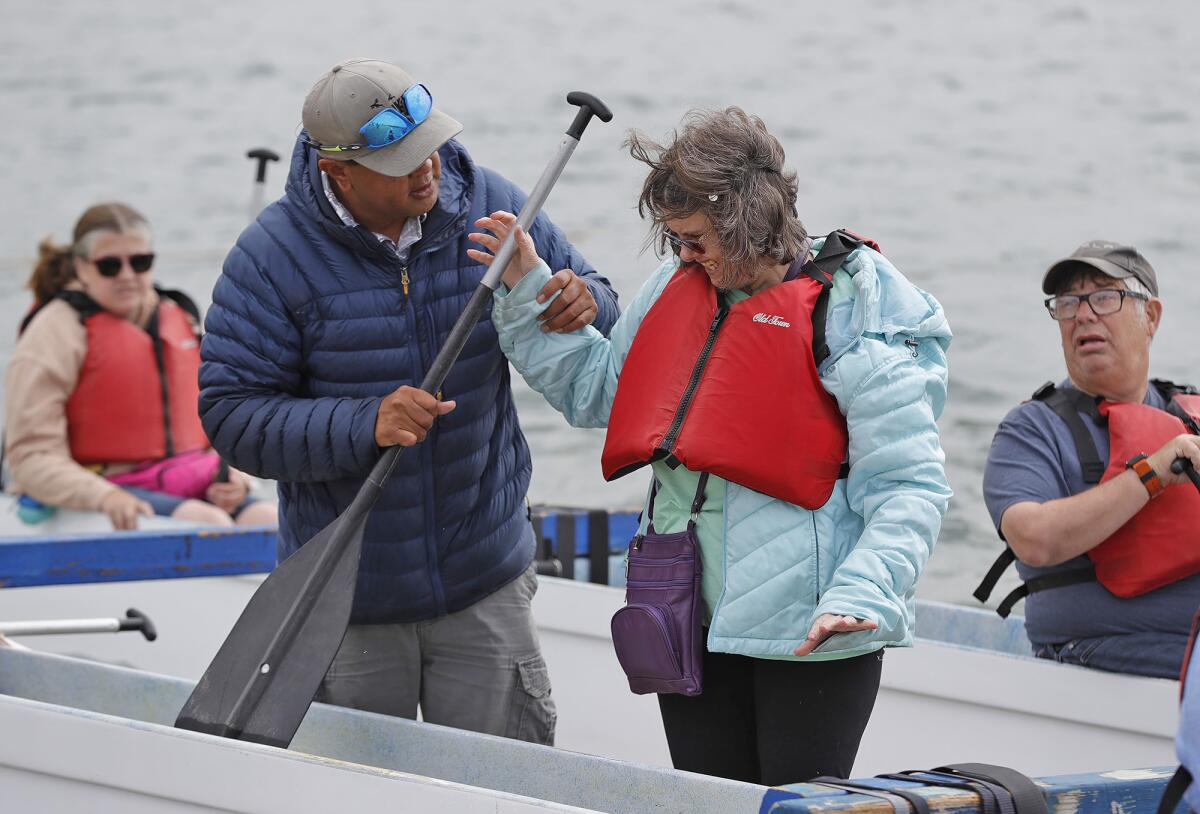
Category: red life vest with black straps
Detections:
[
  {"x1": 601, "y1": 230, "x2": 873, "y2": 509},
  {"x1": 975, "y1": 380, "x2": 1200, "y2": 617},
  {"x1": 57, "y1": 289, "x2": 208, "y2": 465},
  {"x1": 1093, "y1": 393, "x2": 1200, "y2": 595}
]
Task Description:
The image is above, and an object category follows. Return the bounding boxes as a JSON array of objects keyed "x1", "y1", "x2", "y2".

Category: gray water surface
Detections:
[{"x1": 1, "y1": 0, "x2": 1197, "y2": 604}]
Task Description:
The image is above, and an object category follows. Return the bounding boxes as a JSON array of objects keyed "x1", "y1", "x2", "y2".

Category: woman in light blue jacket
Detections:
[{"x1": 470, "y1": 108, "x2": 952, "y2": 784}]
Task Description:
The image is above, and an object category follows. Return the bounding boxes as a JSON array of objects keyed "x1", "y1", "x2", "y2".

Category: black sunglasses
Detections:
[
  {"x1": 90, "y1": 253, "x2": 155, "y2": 278},
  {"x1": 664, "y1": 230, "x2": 709, "y2": 255}
]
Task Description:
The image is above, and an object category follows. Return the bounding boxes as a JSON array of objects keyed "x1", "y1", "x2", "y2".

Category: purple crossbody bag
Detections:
[{"x1": 610, "y1": 473, "x2": 708, "y2": 696}]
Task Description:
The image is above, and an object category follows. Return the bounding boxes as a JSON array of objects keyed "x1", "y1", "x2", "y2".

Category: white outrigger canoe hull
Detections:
[{"x1": 0, "y1": 572, "x2": 1178, "y2": 776}]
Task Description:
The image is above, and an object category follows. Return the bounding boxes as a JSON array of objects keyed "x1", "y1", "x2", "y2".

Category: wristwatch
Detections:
[{"x1": 1126, "y1": 453, "x2": 1165, "y2": 499}]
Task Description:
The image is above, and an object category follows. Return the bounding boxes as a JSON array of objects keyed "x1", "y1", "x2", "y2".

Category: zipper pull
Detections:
[{"x1": 401, "y1": 266, "x2": 410, "y2": 297}]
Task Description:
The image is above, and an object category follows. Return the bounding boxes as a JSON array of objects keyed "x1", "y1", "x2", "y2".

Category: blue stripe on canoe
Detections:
[{"x1": 0, "y1": 508, "x2": 640, "y2": 587}]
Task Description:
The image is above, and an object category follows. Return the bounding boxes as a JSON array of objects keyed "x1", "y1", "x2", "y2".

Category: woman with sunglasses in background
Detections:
[
  {"x1": 5, "y1": 202, "x2": 276, "y2": 530},
  {"x1": 471, "y1": 108, "x2": 952, "y2": 783}
]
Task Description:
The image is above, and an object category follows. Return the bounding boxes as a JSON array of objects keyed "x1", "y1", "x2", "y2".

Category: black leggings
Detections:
[{"x1": 657, "y1": 647, "x2": 883, "y2": 786}]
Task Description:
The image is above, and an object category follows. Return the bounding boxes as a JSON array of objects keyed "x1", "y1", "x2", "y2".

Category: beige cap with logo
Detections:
[{"x1": 302, "y1": 59, "x2": 463, "y2": 177}]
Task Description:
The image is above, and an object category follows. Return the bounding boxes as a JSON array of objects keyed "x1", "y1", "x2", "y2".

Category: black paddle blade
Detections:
[{"x1": 174, "y1": 511, "x2": 366, "y2": 748}]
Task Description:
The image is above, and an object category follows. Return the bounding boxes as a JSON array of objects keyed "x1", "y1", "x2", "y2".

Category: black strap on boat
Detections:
[
  {"x1": 935, "y1": 763, "x2": 1048, "y2": 814},
  {"x1": 1155, "y1": 765, "x2": 1192, "y2": 814},
  {"x1": 812, "y1": 777, "x2": 930, "y2": 814},
  {"x1": 876, "y1": 772, "x2": 1002, "y2": 814}
]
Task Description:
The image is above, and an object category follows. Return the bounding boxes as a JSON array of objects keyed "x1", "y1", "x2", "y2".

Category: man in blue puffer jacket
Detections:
[{"x1": 199, "y1": 59, "x2": 618, "y2": 744}]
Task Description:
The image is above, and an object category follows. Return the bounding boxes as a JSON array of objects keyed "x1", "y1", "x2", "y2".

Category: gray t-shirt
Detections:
[{"x1": 983, "y1": 380, "x2": 1200, "y2": 650}]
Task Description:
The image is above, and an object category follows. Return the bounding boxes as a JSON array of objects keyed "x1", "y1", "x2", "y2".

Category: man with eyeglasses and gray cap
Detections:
[
  {"x1": 198, "y1": 59, "x2": 620, "y2": 742},
  {"x1": 977, "y1": 240, "x2": 1200, "y2": 680}
]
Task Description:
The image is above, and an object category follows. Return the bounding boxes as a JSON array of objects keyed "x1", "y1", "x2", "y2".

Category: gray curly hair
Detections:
[{"x1": 625, "y1": 107, "x2": 808, "y2": 273}]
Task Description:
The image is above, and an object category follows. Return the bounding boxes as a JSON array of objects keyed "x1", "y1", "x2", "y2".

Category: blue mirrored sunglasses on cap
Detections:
[{"x1": 306, "y1": 83, "x2": 433, "y2": 153}]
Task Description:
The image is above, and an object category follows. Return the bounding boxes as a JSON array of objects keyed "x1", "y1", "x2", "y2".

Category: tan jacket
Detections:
[{"x1": 5, "y1": 292, "x2": 160, "y2": 511}]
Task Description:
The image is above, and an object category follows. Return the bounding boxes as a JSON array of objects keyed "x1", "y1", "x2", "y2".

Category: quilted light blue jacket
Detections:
[{"x1": 493, "y1": 238, "x2": 952, "y2": 659}]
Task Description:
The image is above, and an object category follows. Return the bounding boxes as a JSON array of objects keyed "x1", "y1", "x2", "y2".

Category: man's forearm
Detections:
[{"x1": 1001, "y1": 470, "x2": 1151, "y2": 566}]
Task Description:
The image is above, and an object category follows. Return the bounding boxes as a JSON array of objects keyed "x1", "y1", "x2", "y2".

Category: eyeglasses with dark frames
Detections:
[
  {"x1": 1044, "y1": 288, "x2": 1148, "y2": 321},
  {"x1": 89, "y1": 253, "x2": 156, "y2": 278}
]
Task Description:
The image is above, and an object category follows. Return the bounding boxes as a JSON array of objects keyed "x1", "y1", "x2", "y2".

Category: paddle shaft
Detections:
[{"x1": 212, "y1": 96, "x2": 611, "y2": 738}]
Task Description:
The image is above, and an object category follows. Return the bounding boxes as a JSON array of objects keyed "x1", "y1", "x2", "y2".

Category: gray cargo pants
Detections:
[{"x1": 316, "y1": 563, "x2": 556, "y2": 745}]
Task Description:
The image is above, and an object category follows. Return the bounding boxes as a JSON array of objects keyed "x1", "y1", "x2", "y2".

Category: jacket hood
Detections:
[{"x1": 282, "y1": 133, "x2": 477, "y2": 260}]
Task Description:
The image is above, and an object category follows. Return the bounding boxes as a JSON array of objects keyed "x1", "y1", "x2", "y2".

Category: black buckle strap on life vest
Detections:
[
  {"x1": 811, "y1": 777, "x2": 930, "y2": 814},
  {"x1": 811, "y1": 777, "x2": 931, "y2": 814},
  {"x1": 1032, "y1": 382, "x2": 1106, "y2": 484},
  {"x1": 57, "y1": 289, "x2": 106, "y2": 324},
  {"x1": 800, "y1": 229, "x2": 867, "y2": 365},
  {"x1": 1152, "y1": 378, "x2": 1199, "y2": 399},
  {"x1": 1154, "y1": 378, "x2": 1200, "y2": 435},
  {"x1": 992, "y1": 566, "x2": 1098, "y2": 618},
  {"x1": 157, "y1": 286, "x2": 203, "y2": 331},
  {"x1": 973, "y1": 547, "x2": 1016, "y2": 603},
  {"x1": 1156, "y1": 765, "x2": 1193, "y2": 814}
]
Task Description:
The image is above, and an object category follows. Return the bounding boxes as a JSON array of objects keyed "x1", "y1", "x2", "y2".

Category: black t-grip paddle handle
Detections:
[
  {"x1": 246, "y1": 148, "x2": 280, "y2": 183},
  {"x1": 1171, "y1": 457, "x2": 1200, "y2": 492},
  {"x1": 119, "y1": 608, "x2": 158, "y2": 642},
  {"x1": 565, "y1": 92, "x2": 613, "y2": 140}
]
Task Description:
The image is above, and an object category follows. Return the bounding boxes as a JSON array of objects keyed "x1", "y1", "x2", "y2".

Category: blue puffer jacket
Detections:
[
  {"x1": 200, "y1": 135, "x2": 619, "y2": 623},
  {"x1": 494, "y1": 240, "x2": 951, "y2": 659}
]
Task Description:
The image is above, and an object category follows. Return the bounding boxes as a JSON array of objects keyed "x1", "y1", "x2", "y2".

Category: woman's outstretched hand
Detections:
[{"x1": 793, "y1": 613, "x2": 878, "y2": 657}]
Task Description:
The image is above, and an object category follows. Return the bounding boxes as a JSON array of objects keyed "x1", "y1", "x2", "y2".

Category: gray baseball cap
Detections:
[
  {"x1": 302, "y1": 59, "x2": 463, "y2": 177},
  {"x1": 1041, "y1": 240, "x2": 1159, "y2": 297}
]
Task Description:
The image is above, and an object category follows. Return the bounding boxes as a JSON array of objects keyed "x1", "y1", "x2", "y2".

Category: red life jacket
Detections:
[
  {"x1": 59, "y1": 289, "x2": 208, "y2": 465},
  {"x1": 1093, "y1": 394, "x2": 1200, "y2": 595},
  {"x1": 601, "y1": 230, "x2": 871, "y2": 508},
  {"x1": 975, "y1": 380, "x2": 1200, "y2": 617}
]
